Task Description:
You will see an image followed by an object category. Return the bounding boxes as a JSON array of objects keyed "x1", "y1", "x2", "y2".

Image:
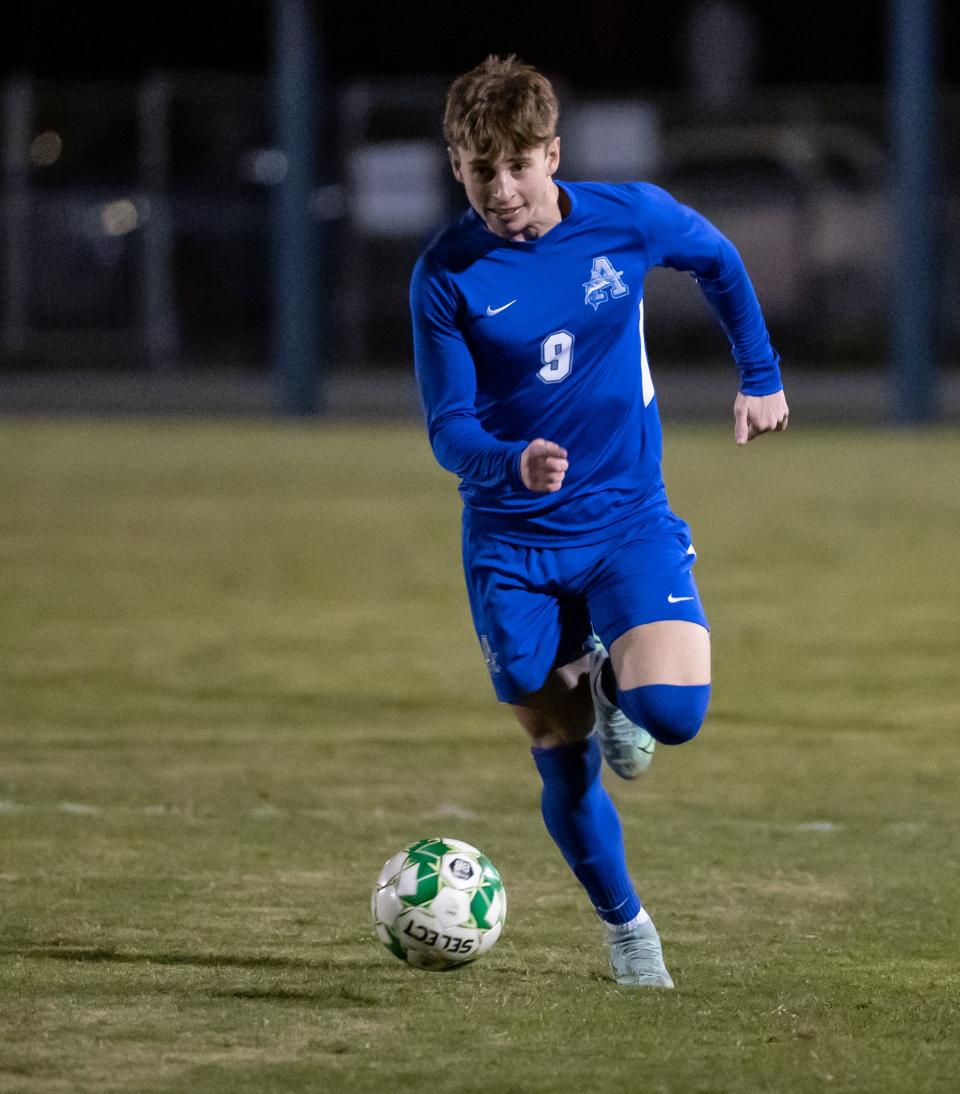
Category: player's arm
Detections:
[
  {"x1": 410, "y1": 257, "x2": 566, "y2": 491},
  {"x1": 636, "y1": 184, "x2": 788, "y2": 444}
]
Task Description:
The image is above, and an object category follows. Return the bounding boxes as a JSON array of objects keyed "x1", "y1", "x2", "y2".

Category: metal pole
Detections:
[
  {"x1": 271, "y1": 0, "x2": 321, "y2": 415},
  {"x1": 889, "y1": 0, "x2": 940, "y2": 424},
  {"x1": 1, "y1": 74, "x2": 32, "y2": 358},
  {"x1": 139, "y1": 72, "x2": 179, "y2": 372}
]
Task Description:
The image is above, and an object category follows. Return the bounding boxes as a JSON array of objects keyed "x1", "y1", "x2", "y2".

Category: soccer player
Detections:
[{"x1": 409, "y1": 55, "x2": 788, "y2": 987}]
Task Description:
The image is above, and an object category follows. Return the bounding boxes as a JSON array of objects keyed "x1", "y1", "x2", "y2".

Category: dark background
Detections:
[
  {"x1": 2, "y1": 0, "x2": 956, "y2": 415},
  {"x1": 4, "y1": 1, "x2": 959, "y2": 86}
]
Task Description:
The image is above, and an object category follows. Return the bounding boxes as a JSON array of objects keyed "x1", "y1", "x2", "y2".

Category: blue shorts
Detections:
[{"x1": 462, "y1": 509, "x2": 709, "y2": 703}]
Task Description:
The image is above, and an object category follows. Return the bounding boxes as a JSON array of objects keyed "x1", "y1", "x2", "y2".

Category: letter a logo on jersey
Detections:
[{"x1": 583, "y1": 256, "x2": 629, "y2": 310}]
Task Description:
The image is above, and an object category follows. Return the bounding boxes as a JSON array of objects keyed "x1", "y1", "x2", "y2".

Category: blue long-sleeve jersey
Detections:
[{"x1": 410, "y1": 180, "x2": 782, "y2": 545}]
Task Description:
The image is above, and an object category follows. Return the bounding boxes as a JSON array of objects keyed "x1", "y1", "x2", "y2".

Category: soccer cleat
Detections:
[
  {"x1": 588, "y1": 644, "x2": 655, "y2": 779},
  {"x1": 608, "y1": 917, "x2": 675, "y2": 988}
]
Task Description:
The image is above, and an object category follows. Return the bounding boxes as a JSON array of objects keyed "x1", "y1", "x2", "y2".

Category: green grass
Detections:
[{"x1": 1, "y1": 418, "x2": 958, "y2": 1093}]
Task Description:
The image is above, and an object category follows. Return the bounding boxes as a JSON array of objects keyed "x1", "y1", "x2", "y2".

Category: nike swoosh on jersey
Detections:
[
  {"x1": 485, "y1": 300, "x2": 517, "y2": 316},
  {"x1": 667, "y1": 594, "x2": 695, "y2": 603}
]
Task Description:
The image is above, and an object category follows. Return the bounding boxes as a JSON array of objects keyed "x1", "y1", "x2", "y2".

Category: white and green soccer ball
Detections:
[{"x1": 371, "y1": 837, "x2": 507, "y2": 971}]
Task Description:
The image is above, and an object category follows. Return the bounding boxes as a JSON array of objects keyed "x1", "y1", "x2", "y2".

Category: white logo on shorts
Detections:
[
  {"x1": 480, "y1": 635, "x2": 501, "y2": 675},
  {"x1": 667, "y1": 594, "x2": 695, "y2": 604}
]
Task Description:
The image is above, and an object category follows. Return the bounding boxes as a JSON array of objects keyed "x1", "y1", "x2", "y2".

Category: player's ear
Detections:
[
  {"x1": 447, "y1": 146, "x2": 464, "y2": 183},
  {"x1": 545, "y1": 136, "x2": 560, "y2": 176}
]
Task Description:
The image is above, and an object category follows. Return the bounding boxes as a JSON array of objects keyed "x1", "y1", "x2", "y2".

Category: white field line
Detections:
[{"x1": 0, "y1": 802, "x2": 928, "y2": 839}]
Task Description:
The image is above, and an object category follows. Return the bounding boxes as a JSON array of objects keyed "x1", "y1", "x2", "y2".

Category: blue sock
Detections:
[
  {"x1": 617, "y1": 683, "x2": 711, "y2": 746},
  {"x1": 531, "y1": 736, "x2": 642, "y2": 925}
]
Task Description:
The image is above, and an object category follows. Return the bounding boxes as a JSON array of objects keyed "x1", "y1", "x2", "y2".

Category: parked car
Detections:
[{"x1": 645, "y1": 123, "x2": 892, "y2": 359}]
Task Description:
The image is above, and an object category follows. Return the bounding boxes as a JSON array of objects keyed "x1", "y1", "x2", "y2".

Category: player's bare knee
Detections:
[
  {"x1": 512, "y1": 690, "x2": 594, "y2": 748},
  {"x1": 512, "y1": 700, "x2": 594, "y2": 746}
]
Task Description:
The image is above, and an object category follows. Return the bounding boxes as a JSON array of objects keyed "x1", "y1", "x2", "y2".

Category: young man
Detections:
[{"x1": 409, "y1": 56, "x2": 787, "y2": 988}]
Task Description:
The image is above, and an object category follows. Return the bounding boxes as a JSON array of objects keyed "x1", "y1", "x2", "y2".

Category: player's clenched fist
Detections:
[
  {"x1": 521, "y1": 438, "x2": 569, "y2": 493},
  {"x1": 733, "y1": 390, "x2": 789, "y2": 445}
]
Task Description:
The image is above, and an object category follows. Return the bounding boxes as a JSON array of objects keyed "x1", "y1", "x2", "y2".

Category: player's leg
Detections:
[
  {"x1": 514, "y1": 656, "x2": 641, "y2": 927},
  {"x1": 611, "y1": 619, "x2": 711, "y2": 746},
  {"x1": 508, "y1": 648, "x2": 594, "y2": 747},
  {"x1": 587, "y1": 511, "x2": 712, "y2": 753},
  {"x1": 473, "y1": 587, "x2": 645, "y2": 932},
  {"x1": 461, "y1": 531, "x2": 672, "y2": 986},
  {"x1": 514, "y1": 663, "x2": 671, "y2": 986}
]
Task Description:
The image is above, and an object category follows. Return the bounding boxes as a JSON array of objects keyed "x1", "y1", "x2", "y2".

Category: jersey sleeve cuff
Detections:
[
  {"x1": 506, "y1": 442, "x2": 528, "y2": 491},
  {"x1": 738, "y1": 357, "x2": 783, "y2": 396}
]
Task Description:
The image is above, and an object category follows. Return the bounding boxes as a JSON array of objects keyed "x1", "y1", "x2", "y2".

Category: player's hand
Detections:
[
  {"x1": 520, "y1": 438, "x2": 568, "y2": 493},
  {"x1": 734, "y1": 390, "x2": 789, "y2": 445}
]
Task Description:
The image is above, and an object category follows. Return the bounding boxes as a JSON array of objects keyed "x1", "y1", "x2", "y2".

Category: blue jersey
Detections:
[{"x1": 410, "y1": 180, "x2": 782, "y2": 546}]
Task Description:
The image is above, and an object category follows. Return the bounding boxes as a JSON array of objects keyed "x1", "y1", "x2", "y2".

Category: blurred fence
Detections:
[{"x1": 2, "y1": 70, "x2": 959, "y2": 385}]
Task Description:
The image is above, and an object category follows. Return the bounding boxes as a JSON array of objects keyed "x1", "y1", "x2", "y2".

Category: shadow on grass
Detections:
[
  {"x1": 210, "y1": 986, "x2": 380, "y2": 1005},
  {"x1": 3, "y1": 943, "x2": 540, "y2": 995},
  {"x1": 4, "y1": 944, "x2": 368, "y2": 974},
  {"x1": 3, "y1": 944, "x2": 389, "y2": 1005}
]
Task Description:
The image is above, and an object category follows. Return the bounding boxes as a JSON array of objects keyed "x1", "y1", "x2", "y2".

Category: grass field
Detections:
[{"x1": 1, "y1": 417, "x2": 959, "y2": 1093}]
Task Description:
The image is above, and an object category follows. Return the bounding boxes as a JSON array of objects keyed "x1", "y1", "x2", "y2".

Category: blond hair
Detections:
[{"x1": 443, "y1": 55, "x2": 559, "y2": 159}]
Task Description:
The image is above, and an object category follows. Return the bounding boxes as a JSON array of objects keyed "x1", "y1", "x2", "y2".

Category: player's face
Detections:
[{"x1": 449, "y1": 138, "x2": 561, "y2": 241}]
